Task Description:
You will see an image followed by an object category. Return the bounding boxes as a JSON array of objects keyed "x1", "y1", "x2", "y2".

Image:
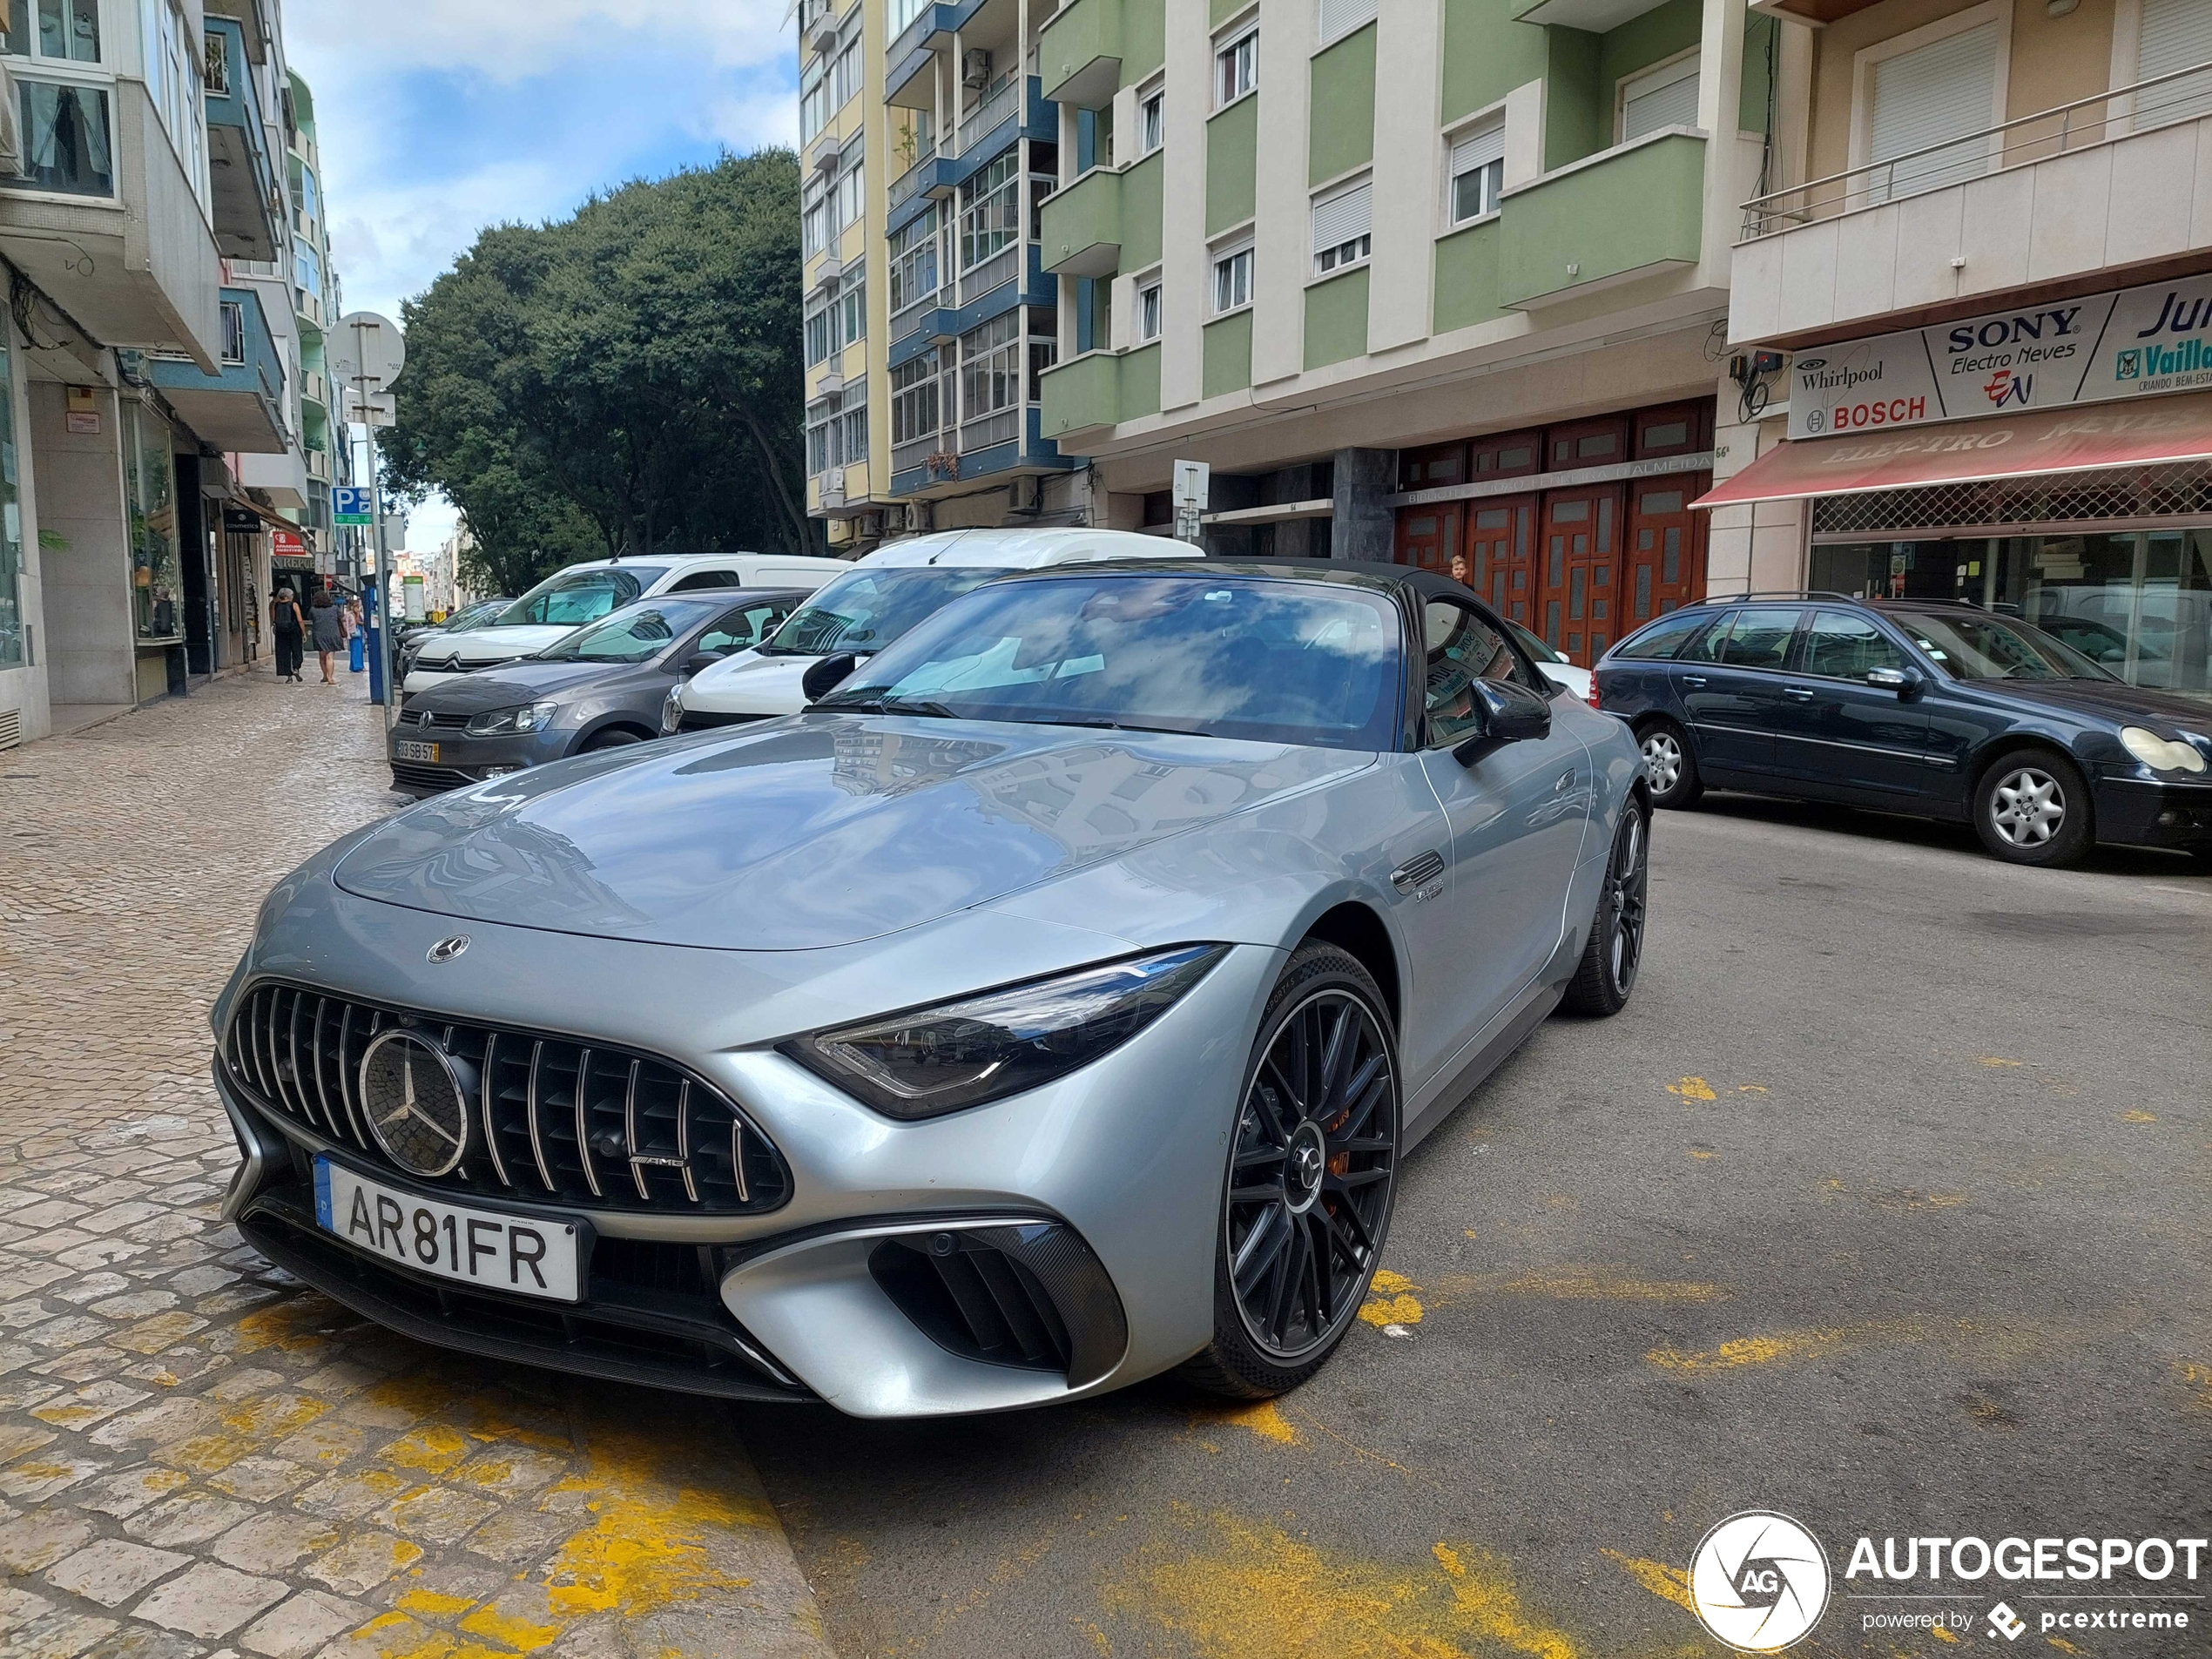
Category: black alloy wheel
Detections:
[
  {"x1": 1563, "y1": 799, "x2": 1649, "y2": 1016},
  {"x1": 1184, "y1": 943, "x2": 1399, "y2": 1399}
]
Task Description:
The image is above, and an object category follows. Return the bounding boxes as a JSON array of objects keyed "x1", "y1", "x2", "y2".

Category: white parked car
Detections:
[
  {"x1": 1503, "y1": 617, "x2": 1598, "y2": 707},
  {"x1": 404, "y1": 553, "x2": 847, "y2": 695},
  {"x1": 665, "y1": 528, "x2": 1198, "y2": 735}
]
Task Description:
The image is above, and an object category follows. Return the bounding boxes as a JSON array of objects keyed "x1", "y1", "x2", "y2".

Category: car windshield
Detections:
[
  {"x1": 1891, "y1": 610, "x2": 2114, "y2": 682},
  {"x1": 532, "y1": 597, "x2": 727, "y2": 664},
  {"x1": 1504, "y1": 617, "x2": 1567, "y2": 665},
  {"x1": 761, "y1": 567, "x2": 1000, "y2": 656},
  {"x1": 498, "y1": 565, "x2": 668, "y2": 629},
  {"x1": 818, "y1": 573, "x2": 1405, "y2": 751}
]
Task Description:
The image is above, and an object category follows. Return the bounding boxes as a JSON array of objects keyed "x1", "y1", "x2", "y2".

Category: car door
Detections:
[
  {"x1": 1674, "y1": 606, "x2": 1804, "y2": 779},
  {"x1": 1767, "y1": 609, "x2": 1930, "y2": 800},
  {"x1": 1408, "y1": 596, "x2": 1592, "y2": 1062}
]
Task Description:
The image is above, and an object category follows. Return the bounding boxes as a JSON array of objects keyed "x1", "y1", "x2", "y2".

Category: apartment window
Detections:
[
  {"x1": 220, "y1": 300, "x2": 246, "y2": 365},
  {"x1": 832, "y1": 37, "x2": 863, "y2": 109},
  {"x1": 1861, "y1": 17, "x2": 2001, "y2": 200},
  {"x1": 833, "y1": 155, "x2": 864, "y2": 235},
  {"x1": 840, "y1": 401, "x2": 868, "y2": 466},
  {"x1": 839, "y1": 275, "x2": 866, "y2": 347},
  {"x1": 1136, "y1": 277, "x2": 1163, "y2": 343},
  {"x1": 1139, "y1": 85, "x2": 1164, "y2": 154},
  {"x1": 7, "y1": 79, "x2": 111, "y2": 195},
  {"x1": 891, "y1": 352, "x2": 941, "y2": 445},
  {"x1": 296, "y1": 164, "x2": 320, "y2": 224},
  {"x1": 1028, "y1": 166, "x2": 1056, "y2": 240},
  {"x1": 800, "y1": 62, "x2": 830, "y2": 143},
  {"x1": 293, "y1": 241, "x2": 322, "y2": 301},
  {"x1": 1318, "y1": 0, "x2": 1378, "y2": 46},
  {"x1": 805, "y1": 301, "x2": 834, "y2": 366},
  {"x1": 2137, "y1": 0, "x2": 2212, "y2": 129},
  {"x1": 203, "y1": 30, "x2": 229, "y2": 95},
  {"x1": 959, "y1": 151, "x2": 1019, "y2": 272},
  {"x1": 140, "y1": 0, "x2": 206, "y2": 204},
  {"x1": 1618, "y1": 51, "x2": 1700, "y2": 143},
  {"x1": 1216, "y1": 28, "x2": 1258, "y2": 108},
  {"x1": 1312, "y1": 178, "x2": 1371, "y2": 275},
  {"x1": 806, "y1": 407, "x2": 833, "y2": 474},
  {"x1": 1212, "y1": 244, "x2": 1253, "y2": 314},
  {"x1": 888, "y1": 206, "x2": 939, "y2": 313},
  {"x1": 961, "y1": 309, "x2": 1022, "y2": 421},
  {"x1": 1449, "y1": 119, "x2": 1505, "y2": 224},
  {"x1": 1027, "y1": 307, "x2": 1058, "y2": 400},
  {"x1": 0, "y1": 0, "x2": 102, "y2": 62},
  {"x1": 802, "y1": 189, "x2": 828, "y2": 255}
]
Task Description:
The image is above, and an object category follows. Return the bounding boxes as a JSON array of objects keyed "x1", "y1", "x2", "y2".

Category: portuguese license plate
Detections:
[
  {"x1": 314, "y1": 1157, "x2": 581, "y2": 1302},
  {"x1": 395, "y1": 739, "x2": 440, "y2": 762}
]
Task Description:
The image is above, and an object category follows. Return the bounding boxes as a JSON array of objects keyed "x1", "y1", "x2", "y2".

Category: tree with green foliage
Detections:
[{"x1": 379, "y1": 148, "x2": 814, "y2": 598}]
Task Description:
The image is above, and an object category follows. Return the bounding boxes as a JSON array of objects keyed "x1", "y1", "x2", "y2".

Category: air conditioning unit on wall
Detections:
[{"x1": 962, "y1": 49, "x2": 992, "y2": 89}]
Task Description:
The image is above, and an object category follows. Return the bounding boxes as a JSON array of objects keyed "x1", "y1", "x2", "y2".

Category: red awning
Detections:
[{"x1": 1693, "y1": 391, "x2": 2212, "y2": 509}]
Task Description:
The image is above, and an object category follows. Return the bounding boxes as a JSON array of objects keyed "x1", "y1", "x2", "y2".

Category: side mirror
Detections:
[
  {"x1": 1867, "y1": 666, "x2": 1917, "y2": 698},
  {"x1": 802, "y1": 651, "x2": 860, "y2": 703},
  {"x1": 680, "y1": 651, "x2": 727, "y2": 679},
  {"x1": 1451, "y1": 678, "x2": 1552, "y2": 765}
]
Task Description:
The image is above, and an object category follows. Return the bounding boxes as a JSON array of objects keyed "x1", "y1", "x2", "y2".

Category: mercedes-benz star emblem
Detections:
[
  {"x1": 358, "y1": 1030, "x2": 472, "y2": 1177},
  {"x1": 427, "y1": 935, "x2": 471, "y2": 964}
]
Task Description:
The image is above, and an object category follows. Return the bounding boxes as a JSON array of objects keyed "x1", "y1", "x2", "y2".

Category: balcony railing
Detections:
[
  {"x1": 960, "y1": 244, "x2": 1020, "y2": 304},
  {"x1": 887, "y1": 141, "x2": 942, "y2": 216},
  {"x1": 958, "y1": 78, "x2": 1020, "y2": 156},
  {"x1": 960, "y1": 408, "x2": 1019, "y2": 452},
  {"x1": 892, "y1": 434, "x2": 941, "y2": 475},
  {"x1": 890, "y1": 292, "x2": 941, "y2": 344},
  {"x1": 1743, "y1": 57, "x2": 2212, "y2": 239}
]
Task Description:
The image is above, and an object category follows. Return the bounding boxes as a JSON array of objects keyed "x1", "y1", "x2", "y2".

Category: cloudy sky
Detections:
[{"x1": 285, "y1": 0, "x2": 800, "y2": 546}]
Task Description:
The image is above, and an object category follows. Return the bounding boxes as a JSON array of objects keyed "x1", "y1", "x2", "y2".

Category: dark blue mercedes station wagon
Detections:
[{"x1": 1595, "y1": 595, "x2": 2212, "y2": 867}]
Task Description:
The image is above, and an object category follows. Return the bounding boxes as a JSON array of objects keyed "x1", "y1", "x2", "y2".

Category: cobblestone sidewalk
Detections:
[{"x1": 0, "y1": 671, "x2": 832, "y2": 1659}]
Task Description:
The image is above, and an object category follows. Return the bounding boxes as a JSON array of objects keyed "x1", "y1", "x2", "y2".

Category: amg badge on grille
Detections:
[{"x1": 359, "y1": 1030, "x2": 473, "y2": 1177}]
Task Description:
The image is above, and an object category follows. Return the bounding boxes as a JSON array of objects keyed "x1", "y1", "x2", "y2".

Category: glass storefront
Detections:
[
  {"x1": 125, "y1": 402, "x2": 181, "y2": 644},
  {"x1": 1811, "y1": 527, "x2": 2212, "y2": 701},
  {"x1": 0, "y1": 328, "x2": 20, "y2": 669}
]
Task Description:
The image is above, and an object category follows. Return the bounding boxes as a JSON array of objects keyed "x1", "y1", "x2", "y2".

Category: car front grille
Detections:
[
  {"x1": 222, "y1": 981, "x2": 792, "y2": 1217},
  {"x1": 388, "y1": 761, "x2": 473, "y2": 792},
  {"x1": 678, "y1": 710, "x2": 771, "y2": 733},
  {"x1": 395, "y1": 708, "x2": 471, "y2": 730}
]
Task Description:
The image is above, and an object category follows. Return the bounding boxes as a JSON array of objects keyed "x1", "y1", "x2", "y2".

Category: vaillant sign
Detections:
[{"x1": 1787, "y1": 273, "x2": 2212, "y2": 440}]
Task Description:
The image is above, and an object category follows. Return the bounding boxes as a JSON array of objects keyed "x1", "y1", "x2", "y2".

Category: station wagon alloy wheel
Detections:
[
  {"x1": 1225, "y1": 981, "x2": 1397, "y2": 1365},
  {"x1": 1642, "y1": 730, "x2": 1683, "y2": 795}
]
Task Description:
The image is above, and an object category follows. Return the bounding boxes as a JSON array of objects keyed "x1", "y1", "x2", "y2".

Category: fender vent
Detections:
[{"x1": 868, "y1": 1221, "x2": 1130, "y2": 1386}]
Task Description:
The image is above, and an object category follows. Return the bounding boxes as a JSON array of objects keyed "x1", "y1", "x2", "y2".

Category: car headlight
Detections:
[
  {"x1": 782, "y1": 944, "x2": 1229, "y2": 1121},
  {"x1": 466, "y1": 699, "x2": 561, "y2": 737},
  {"x1": 2119, "y1": 725, "x2": 2208, "y2": 774},
  {"x1": 661, "y1": 685, "x2": 684, "y2": 735}
]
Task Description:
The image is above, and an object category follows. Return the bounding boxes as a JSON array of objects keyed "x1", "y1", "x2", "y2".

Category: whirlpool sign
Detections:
[{"x1": 1786, "y1": 273, "x2": 2212, "y2": 440}]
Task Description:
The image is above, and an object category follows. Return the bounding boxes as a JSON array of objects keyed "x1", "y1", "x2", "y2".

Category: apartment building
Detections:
[
  {"x1": 1711, "y1": 0, "x2": 2212, "y2": 699},
  {"x1": 0, "y1": 0, "x2": 347, "y2": 748},
  {"x1": 802, "y1": 0, "x2": 1084, "y2": 552}
]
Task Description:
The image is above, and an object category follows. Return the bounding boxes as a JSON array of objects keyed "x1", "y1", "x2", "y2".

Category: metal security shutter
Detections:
[
  {"x1": 1866, "y1": 21, "x2": 2000, "y2": 200},
  {"x1": 1318, "y1": 0, "x2": 1378, "y2": 44},
  {"x1": 1311, "y1": 180, "x2": 1371, "y2": 255},
  {"x1": 1450, "y1": 121, "x2": 1506, "y2": 179},
  {"x1": 2137, "y1": 0, "x2": 2212, "y2": 130},
  {"x1": 1620, "y1": 53, "x2": 1701, "y2": 141}
]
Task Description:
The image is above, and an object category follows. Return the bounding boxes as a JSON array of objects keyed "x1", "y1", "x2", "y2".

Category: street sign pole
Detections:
[
  {"x1": 1171, "y1": 459, "x2": 1210, "y2": 549},
  {"x1": 334, "y1": 310, "x2": 408, "y2": 722}
]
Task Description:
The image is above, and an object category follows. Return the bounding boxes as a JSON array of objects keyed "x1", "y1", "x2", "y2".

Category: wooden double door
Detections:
[{"x1": 1396, "y1": 473, "x2": 1710, "y2": 668}]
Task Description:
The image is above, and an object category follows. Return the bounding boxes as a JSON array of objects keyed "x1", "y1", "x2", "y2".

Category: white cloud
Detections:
[{"x1": 287, "y1": 0, "x2": 795, "y2": 83}]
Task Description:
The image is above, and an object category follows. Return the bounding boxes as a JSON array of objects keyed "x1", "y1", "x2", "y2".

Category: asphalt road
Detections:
[{"x1": 734, "y1": 793, "x2": 2212, "y2": 1659}]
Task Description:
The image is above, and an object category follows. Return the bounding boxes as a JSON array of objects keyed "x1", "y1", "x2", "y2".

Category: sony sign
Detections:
[{"x1": 1787, "y1": 273, "x2": 2212, "y2": 440}]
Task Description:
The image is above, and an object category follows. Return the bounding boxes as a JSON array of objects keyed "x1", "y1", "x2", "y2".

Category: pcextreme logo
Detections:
[{"x1": 1689, "y1": 1512, "x2": 1832, "y2": 1651}]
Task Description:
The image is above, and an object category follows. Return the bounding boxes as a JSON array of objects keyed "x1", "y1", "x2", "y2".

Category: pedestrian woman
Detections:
[
  {"x1": 270, "y1": 587, "x2": 306, "y2": 683},
  {"x1": 341, "y1": 593, "x2": 365, "y2": 674},
  {"x1": 309, "y1": 584, "x2": 344, "y2": 684}
]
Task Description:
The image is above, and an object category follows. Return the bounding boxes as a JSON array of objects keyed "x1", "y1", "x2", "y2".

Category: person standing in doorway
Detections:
[
  {"x1": 270, "y1": 588, "x2": 306, "y2": 682},
  {"x1": 309, "y1": 584, "x2": 344, "y2": 683},
  {"x1": 1449, "y1": 552, "x2": 1472, "y2": 589}
]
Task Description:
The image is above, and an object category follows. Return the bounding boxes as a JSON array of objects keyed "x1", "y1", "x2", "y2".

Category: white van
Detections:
[
  {"x1": 403, "y1": 552, "x2": 848, "y2": 694},
  {"x1": 664, "y1": 527, "x2": 1197, "y2": 735}
]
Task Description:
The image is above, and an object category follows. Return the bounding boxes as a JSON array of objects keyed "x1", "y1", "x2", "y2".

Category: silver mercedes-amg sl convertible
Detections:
[{"x1": 212, "y1": 557, "x2": 1649, "y2": 1417}]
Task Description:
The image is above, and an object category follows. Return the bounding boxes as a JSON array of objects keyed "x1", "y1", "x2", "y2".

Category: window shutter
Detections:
[
  {"x1": 1866, "y1": 22, "x2": 1999, "y2": 197},
  {"x1": 1318, "y1": 0, "x2": 1378, "y2": 44},
  {"x1": 1311, "y1": 179, "x2": 1372, "y2": 254},
  {"x1": 1621, "y1": 55, "x2": 1701, "y2": 142},
  {"x1": 1451, "y1": 121, "x2": 1506, "y2": 179},
  {"x1": 2137, "y1": 0, "x2": 2212, "y2": 128}
]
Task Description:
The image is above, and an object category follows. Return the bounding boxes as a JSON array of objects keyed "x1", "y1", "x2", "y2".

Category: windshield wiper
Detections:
[
  {"x1": 820, "y1": 694, "x2": 959, "y2": 718},
  {"x1": 1037, "y1": 716, "x2": 1195, "y2": 737}
]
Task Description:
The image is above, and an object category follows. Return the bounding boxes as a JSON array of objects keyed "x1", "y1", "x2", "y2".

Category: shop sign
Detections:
[
  {"x1": 1787, "y1": 273, "x2": 2212, "y2": 440},
  {"x1": 221, "y1": 507, "x2": 262, "y2": 535},
  {"x1": 271, "y1": 529, "x2": 307, "y2": 556}
]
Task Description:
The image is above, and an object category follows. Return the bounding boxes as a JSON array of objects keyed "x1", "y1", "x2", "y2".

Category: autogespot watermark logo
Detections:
[{"x1": 1689, "y1": 1512, "x2": 1832, "y2": 1651}]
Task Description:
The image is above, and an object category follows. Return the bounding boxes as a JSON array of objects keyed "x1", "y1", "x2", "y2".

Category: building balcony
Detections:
[
  {"x1": 886, "y1": 0, "x2": 986, "y2": 109},
  {"x1": 1039, "y1": 149, "x2": 1162, "y2": 279},
  {"x1": 1039, "y1": 343, "x2": 1161, "y2": 445},
  {"x1": 887, "y1": 153, "x2": 956, "y2": 235},
  {"x1": 238, "y1": 446, "x2": 308, "y2": 510},
  {"x1": 887, "y1": 246, "x2": 1052, "y2": 369},
  {"x1": 1511, "y1": 0, "x2": 1675, "y2": 27},
  {"x1": 1040, "y1": 0, "x2": 1123, "y2": 108},
  {"x1": 204, "y1": 17, "x2": 282, "y2": 262},
  {"x1": 1497, "y1": 130, "x2": 1706, "y2": 309},
  {"x1": 0, "y1": 78, "x2": 224, "y2": 369},
  {"x1": 888, "y1": 408, "x2": 1071, "y2": 499},
  {"x1": 305, "y1": 443, "x2": 331, "y2": 484},
  {"x1": 1731, "y1": 63, "x2": 2212, "y2": 347},
  {"x1": 144, "y1": 286, "x2": 285, "y2": 452}
]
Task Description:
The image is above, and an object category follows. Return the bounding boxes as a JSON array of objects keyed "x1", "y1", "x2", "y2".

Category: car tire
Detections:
[
  {"x1": 1181, "y1": 942, "x2": 1399, "y2": 1400},
  {"x1": 1561, "y1": 797, "x2": 1649, "y2": 1017},
  {"x1": 1638, "y1": 720, "x2": 1703, "y2": 810},
  {"x1": 582, "y1": 728, "x2": 646, "y2": 752},
  {"x1": 1973, "y1": 749, "x2": 2093, "y2": 867}
]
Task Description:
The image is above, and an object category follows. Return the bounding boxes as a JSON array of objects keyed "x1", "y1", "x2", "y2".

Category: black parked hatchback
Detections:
[{"x1": 1595, "y1": 594, "x2": 2212, "y2": 867}]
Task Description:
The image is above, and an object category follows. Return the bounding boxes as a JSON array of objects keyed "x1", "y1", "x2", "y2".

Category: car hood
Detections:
[
  {"x1": 683, "y1": 648, "x2": 814, "y2": 715},
  {"x1": 421, "y1": 625, "x2": 573, "y2": 664},
  {"x1": 333, "y1": 714, "x2": 1371, "y2": 951},
  {"x1": 1963, "y1": 678, "x2": 2212, "y2": 732},
  {"x1": 404, "y1": 659, "x2": 637, "y2": 712}
]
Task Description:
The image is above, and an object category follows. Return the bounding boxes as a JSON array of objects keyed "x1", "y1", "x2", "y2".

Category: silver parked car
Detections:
[{"x1": 213, "y1": 560, "x2": 1649, "y2": 1417}]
